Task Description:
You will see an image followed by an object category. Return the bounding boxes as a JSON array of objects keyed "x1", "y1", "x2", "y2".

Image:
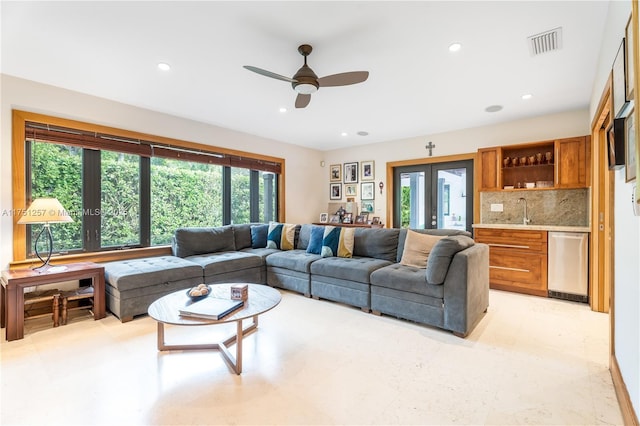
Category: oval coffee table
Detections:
[{"x1": 148, "y1": 283, "x2": 281, "y2": 374}]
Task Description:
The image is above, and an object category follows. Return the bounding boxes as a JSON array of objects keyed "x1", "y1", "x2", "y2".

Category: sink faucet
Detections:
[{"x1": 517, "y1": 197, "x2": 530, "y2": 225}]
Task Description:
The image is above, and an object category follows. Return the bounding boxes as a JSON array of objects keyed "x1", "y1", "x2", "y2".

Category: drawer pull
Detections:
[
  {"x1": 487, "y1": 243, "x2": 530, "y2": 249},
  {"x1": 490, "y1": 265, "x2": 531, "y2": 273}
]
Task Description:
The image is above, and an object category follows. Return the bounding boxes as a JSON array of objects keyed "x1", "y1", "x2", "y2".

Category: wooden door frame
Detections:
[{"x1": 385, "y1": 153, "x2": 475, "y2": 228}]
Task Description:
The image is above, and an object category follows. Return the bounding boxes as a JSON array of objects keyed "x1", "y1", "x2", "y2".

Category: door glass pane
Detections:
[
  {"x1": 150, "y1": 158, "x2": 223, "y2": 245},
  {"x1": 29, "y1": 141, "x2": 83, "y2": 253},
  {"x1": 101, "y1": 151, "x2": 140, "y2": 247},
  {"x1": 437, "y1": 168, "x2": 467, "y2": 230},
  {"x1": 399, "y1": 171, "x2": 425, "y2": 228}
]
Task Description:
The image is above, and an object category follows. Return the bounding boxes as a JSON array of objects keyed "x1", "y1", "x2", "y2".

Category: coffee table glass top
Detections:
[{"x1": 148, "y1": 283, "x2": 281, "y2": 326}]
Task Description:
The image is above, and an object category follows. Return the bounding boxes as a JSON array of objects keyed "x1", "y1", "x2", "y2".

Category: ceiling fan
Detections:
[{"x1": 243, "y1": 44, "x2": 369, "y2": 109}]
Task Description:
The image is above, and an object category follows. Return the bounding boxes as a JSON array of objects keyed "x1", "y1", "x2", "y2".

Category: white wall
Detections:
[
  {"x1": 321, "y1": 109, "x2": 590, "y2": 224},
  {"x1": 590, "y1": 1, "x2": 640, "y2": 419},
  {"x1": 0, "y1": 75, "x2": 325, "y2": 269}
]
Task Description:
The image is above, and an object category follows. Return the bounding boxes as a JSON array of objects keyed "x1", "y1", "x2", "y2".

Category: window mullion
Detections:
[{"x1": 83, "y1": 149, "x2": 101, "y2": 251}]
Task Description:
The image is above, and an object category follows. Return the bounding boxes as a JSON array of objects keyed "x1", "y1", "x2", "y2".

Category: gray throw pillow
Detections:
[
  {"x1": 426, "y1": 235, "x2": 475, "y2": 284},
  {"x1": 251, "y1": 224, "x2": 269, "y2": 248}
]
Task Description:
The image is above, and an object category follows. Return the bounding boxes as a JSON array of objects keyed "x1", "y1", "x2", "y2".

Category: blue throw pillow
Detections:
[
  {"x1": 306, "y1": 225, "x2": 325, "y2": 254},
  {"x1": 321, "y1": 226, "x2": 354, "y2": 258},
  {"x1": 250, "y1": 224, "x2": 269, "y2": 249}
]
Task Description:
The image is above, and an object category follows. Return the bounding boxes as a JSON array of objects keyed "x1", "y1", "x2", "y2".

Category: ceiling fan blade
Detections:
[
  {"x1": 295, "y1": 94, "x2": 311, "y2": 108},
  {"x1": 318, "y1": 71, "x2": 369, "y2": 87},
  {"x1": 243, "y1": 65, "x2": 297, "y2": 83}
]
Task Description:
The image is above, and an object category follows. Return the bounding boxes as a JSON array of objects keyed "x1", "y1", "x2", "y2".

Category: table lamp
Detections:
[{"x1": 17, "y1": 197, "x2": 73, "y2": 269}]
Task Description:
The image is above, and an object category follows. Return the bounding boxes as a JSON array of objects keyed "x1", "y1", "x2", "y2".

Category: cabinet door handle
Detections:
[
  {"x1": 487, "y1": 243, "x2": 531, "y2": 249},
  {"x1": 490, "y1": 265, "x2": 531, "y2": 273}
]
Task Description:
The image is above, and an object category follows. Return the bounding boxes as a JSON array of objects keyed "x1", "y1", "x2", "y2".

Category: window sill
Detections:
[{"x1": 9, "y1": 246, "x2": 173, "y2": 270}]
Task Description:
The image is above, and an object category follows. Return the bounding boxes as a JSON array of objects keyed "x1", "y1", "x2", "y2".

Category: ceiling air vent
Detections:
[{"x1": 528, "y1": 27, "x2": 562, "y2": 56}]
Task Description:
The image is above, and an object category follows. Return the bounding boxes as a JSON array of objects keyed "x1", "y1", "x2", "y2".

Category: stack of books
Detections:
[{"x1": 179, "y1": 296, "x2": 244, "y2": 320}]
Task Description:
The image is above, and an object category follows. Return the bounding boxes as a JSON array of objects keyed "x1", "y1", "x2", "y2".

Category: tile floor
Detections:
[{"x1": 0, "y1": 289, "x2": 623, "y2": 425}]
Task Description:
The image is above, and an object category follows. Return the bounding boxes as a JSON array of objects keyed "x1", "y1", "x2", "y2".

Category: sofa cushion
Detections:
[
  {"x1": 104, "y1": 256, "x2": 203, "y2": 292},
  {"x1": 370, "y1": 263, "x2": 444, "y2": 299},
  {"x1": 321, "y1": 226, "x2": 355, "y2": 258},
  {"x1": 251, "y1": 224, "x2": 269, "y2": 248},
  {"x1": 426, "y1": 235, "x2": 475, "y2": 284},
  {"x1": 353, "y1": 228, "x2": 400, "y2": 262},
  {"x1": 396, "y1": 228, "x2": 472, "y2": 263},
  {"x1": 306, "y1": 225, "x2": 325, "y2": 254},
  {"x1": 310, "y1": 256, "x2": 392, "y2": 283},
  {"x1": 173, "y1": 226, "x2": 236, "y2": 258},
  {"x1": 232, "y1": 223, "x2": 256, "y2": 250},
  {"x1": 186, "y1": 251, "x2": 263, "y2": 276},
  {"x1": 266, "y1": 249, "x2": 322, "y2": 273},
  {"x1": 400, "y1": 230, "x2": 443, "y2": 268},
  {"x1": 266, "y1": 222, "x2": 296, "y2": 250}
]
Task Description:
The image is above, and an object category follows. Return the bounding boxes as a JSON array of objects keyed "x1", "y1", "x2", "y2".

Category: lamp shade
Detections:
[{"x1": 17, "y1": 198, "x2": 74, "y2": 224}]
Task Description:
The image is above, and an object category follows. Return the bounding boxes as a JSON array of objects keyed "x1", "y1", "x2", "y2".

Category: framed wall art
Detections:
[
  {"x1": 626, "y1": 108, "x2": 636, "y2": 182},
  {"x1": 361, "y1": 200, "x2": 374, "y2": 213},
  {"x1": 361, "y1": 160, "x2": 375, "y2": 181},
  {"x1": 613, "y1": 39, "x2": 629, "y2": 118},
  {"x1": 330, "y1": 183, "x2": 342, "y2": 200},
  {"x1": 329, "y1": 164, "x2": 342, "y2": 182},
  {"x1": 345, "y1": 184, "x2": 357, "y2": 197},
  {"x1": 344, "y1": 162, "x2": 358, "y2": 183},
  {"x1": 361, "y1": 182, "x2": 375, "y2": 200},
  {"x1": 626, "y1": 16, "x2": 635, "y2": 101}
]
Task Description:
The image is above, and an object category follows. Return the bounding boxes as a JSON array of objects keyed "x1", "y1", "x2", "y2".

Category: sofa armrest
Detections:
[{"x1": 442, "y1": 243, "x2": 489, "y2": 337}]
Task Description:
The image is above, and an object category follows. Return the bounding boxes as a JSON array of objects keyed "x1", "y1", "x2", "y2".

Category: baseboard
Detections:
[{"x1": 611, "y1": 354, "x2": 639, "y2": 425}]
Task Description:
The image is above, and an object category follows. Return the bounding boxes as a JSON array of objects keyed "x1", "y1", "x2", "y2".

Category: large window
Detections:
[{"x1": 16, "y1": 113, "x2": 282, "y2": 260}]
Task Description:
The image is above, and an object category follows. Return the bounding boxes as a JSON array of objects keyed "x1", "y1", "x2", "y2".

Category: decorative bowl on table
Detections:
[{"x1": 186, "y1": 284, "x2": 212, "y2": 301}]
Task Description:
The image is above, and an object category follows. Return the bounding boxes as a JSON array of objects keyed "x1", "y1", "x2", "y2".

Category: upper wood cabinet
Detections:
[
  {"x1": 555, "y1": 136, "x2": 590, "y2": 188},
  {"x1": 477, "y1": 147, "x2": 500, "y2": 190},
  {"x1": 477, "y1": 135, "x2": 590, "y2": 191}
]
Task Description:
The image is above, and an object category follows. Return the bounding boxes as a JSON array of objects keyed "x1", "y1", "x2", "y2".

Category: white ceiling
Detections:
[{"x1": 1, "y1": 1, "x2": 609, "y2": 151}]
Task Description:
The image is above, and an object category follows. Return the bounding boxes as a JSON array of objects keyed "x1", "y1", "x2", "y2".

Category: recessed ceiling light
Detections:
[
  {"x1": 157, "y1": 62, "x2": 171, "y2": 71},
  {"x1": 357, "y1": 131, "x2": 369, "y2": 136},
  {"x1": 279, "y1": 107, "x2": 287, "y2": 113},
  {"x1": 341, "y1": 132, "x2": 348, "y2": 137},
  {"x1": 485, "y1": 105, "x2": 503, "y2": 113},
  {"x1": 448, "y1": 43, "x2": 462, "y2": 52},
  {"x1": 521, "y1": 93, "x2": 533, "y2": 100}
]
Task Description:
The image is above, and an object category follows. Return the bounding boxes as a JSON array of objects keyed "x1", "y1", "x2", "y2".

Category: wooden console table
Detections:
[
  {"x1": 1, "y1": 262, "x2": 105, "y2": 341},
  {"x1": 312, "y1": 222, "x2": 383, "y2": 228}
]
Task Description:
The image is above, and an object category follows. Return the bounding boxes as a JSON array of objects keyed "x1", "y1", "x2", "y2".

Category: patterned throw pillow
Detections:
[
  {"x1": 400, "y1": 230, "x2": 443, "y2": 268},
  {"x1": 321, "y1": 226, "x2": 355, "y2": 258},
  {"x1": 266, "y1": 222, "x2": 296, "y2": 250}
]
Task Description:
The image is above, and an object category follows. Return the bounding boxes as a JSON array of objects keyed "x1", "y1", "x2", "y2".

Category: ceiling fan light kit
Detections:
[{"x1": 244, "y1": 44, "x2": 369, "y2": 108}]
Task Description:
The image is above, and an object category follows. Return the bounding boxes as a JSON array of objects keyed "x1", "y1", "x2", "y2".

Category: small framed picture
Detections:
[
  {"x1": 344, "y1": 162, "x2": 358, "y2": 183},
  {"x1": 329, "y1": 214, "x2": 341, "y2": 224},
  {"x1": 355, "y1": 215, "x2": 365, "y2": 224},
  {"x1": 371, "y1": 216, "x2": 381, "y2": 225},
  {"x1": 361, "y1": 182, "x2": 375, "y2": 200},
  {"x1": 330, "y1": 183, "x2": 342, "y2": 200},
  {"x1": 329, "y1": 164, "x2": 342, "y2": 182},
  {"x1": 319, "y1": 212, "x2": 329, "y2": 223},
  {"x1": 342, "y1": 213, "x2": 353, "y2": 224},
  {"x1": 361, "y1": 160, "x2": 375, "y2": 181},
  {"x1": 361, "y1": 200, "x2": 374, "y2": 213},
  {"x1": 345, "y1": 184, "x2": 357, "y2": 197},
  {"x1": 613, "y1": 39, "x2": 628, "y2": 118},
  {"x1": 626, "y1": 108, "x2": 636, "y2": 182}
]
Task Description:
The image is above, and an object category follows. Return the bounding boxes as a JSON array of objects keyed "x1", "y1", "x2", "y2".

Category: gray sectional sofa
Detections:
[{"x1": 103, "y1": 223, "x2": 489, "y2": 337}]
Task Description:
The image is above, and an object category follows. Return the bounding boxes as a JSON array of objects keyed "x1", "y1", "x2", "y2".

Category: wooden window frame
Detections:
[{"x1": 11, "y1": 110, "x2": 286, "y2": 267}]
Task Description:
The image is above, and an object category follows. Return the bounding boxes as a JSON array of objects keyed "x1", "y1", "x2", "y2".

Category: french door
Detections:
[{"x1": 393, "y1": 160, "x2": 473, "y2": 232}]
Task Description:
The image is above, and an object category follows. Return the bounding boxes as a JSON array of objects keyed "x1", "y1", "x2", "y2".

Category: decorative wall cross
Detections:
[{"x1": 425, "y1": 141, "x2": 436, "y2": 156}]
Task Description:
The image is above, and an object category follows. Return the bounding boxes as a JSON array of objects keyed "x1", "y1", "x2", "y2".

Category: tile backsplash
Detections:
[{"x1": 480, "y1": 189, "x2": 589, "y2": 226}]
